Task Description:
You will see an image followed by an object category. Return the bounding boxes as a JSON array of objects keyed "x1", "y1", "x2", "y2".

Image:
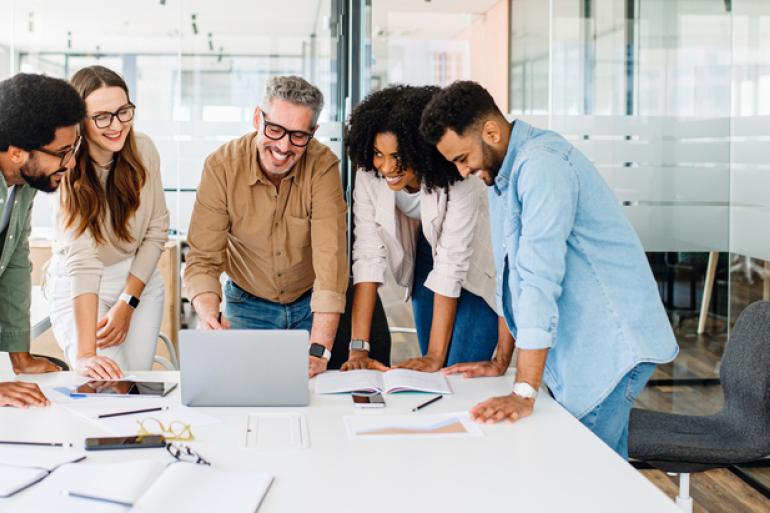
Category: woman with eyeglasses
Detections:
[
  {"x1": 46, "y1": 65, "x2": 169, "y2": 379},
  {"x1": 341, "y1": 86, "x2": 514, "y2": 373}
]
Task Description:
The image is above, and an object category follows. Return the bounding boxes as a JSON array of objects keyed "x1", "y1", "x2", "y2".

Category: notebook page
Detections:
[
  {"x1": 0, "y1": 446, "x2": 86, "y2": 471},
  {"x1": 0, "y1": 466, "x2": 48, "y2": 498},
  {"x1": 132, "y1": 462, "x2": 273, "y2": 513},
  {"x1": 314, "y1": 370, "x2": 384, "y2": 394},
  {"x1": 381, "y1": 369, "x2": 452, "y2": 394},
  {"x1": 7, "y1": 460, "x2": 165, "y2": 513}
]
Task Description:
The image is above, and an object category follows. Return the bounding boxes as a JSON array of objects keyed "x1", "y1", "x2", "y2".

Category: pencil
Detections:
[
  {"x1": 97, "y1": 406, "x2": 167, "y2": 419},
  {"x1": 412, "y1": 395, "x2": 443, "y2": 412}
]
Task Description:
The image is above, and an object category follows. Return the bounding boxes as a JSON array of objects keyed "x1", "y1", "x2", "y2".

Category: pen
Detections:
[
  {"x1": 63, "y1": 490, "x2": 134, "y2": 508},
  {"x1": 412, "y1": 395, "x2": 443, "y2": 412},
  {"x1": 0, "y1": 440, "x2": 72, "y2": 447},
  {"x1": 97, "y1": 406, "x2": 168, "y2": 419}
]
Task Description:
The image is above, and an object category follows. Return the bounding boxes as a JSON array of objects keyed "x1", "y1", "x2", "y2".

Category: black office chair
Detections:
[
  {"x1": 628, "y1": 301, "x2": 770, "y2": 512},
  {"x1": 328, "y1": 278, "x2": 392, "y2": 370}
]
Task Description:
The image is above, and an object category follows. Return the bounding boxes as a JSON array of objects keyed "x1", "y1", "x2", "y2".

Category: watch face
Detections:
[
  {"x1": 309, "y1": 343, "x2": 326, "y2": 358},
  {"x1": 350, "y1": 340, "x2": 367, "y2": 351}
]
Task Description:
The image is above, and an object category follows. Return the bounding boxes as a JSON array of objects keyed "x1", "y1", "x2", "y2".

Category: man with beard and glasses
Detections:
[
  {"x1": 0, "y1": 73, "x2": 85, "y2": 407},
  {"x1": 185, "y1": 76, "x2": 347, "y2": 378},
  {"x1": 420, "y1": 81, "x2": 678, "y2": 459}
]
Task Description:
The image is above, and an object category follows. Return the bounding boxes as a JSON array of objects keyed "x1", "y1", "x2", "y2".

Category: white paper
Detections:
[
  {"x1": 6, "y1": 460, "x2": 165, "y2": 513},
  {"x1": 344, "y1": 412, "x2": 483, "y2": 439},
  {"x1": 0, "y1": 446, "x2": 85, "y2": 471},
  {"x1": 0, "y1": 466, "x2": 48, "y2": 498},
  {"x1": 132, "y1": 462, "x2": 273, "y2": 513}
]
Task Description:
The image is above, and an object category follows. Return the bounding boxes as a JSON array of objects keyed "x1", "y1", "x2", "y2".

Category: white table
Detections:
[{"x1": 0, "y1": 370, "x2": 680, "y2": 513}]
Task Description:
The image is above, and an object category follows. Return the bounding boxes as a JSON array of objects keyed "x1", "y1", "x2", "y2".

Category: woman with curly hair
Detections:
[{"x1": 342, "y1": 85, "x2": 514, "y2": 373}]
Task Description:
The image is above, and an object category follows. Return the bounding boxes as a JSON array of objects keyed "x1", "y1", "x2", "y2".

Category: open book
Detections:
[
  {"x1": 315, "y1": 369, "x2": 452, "y2": 395},
  {"x1": 7, "y1": 459, "x2": 273, "y2": 513},
  {"x1": 0, "y1": 446, "x2": 86, "y2": 498}
]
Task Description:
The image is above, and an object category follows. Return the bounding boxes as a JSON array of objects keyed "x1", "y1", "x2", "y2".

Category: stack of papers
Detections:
[{"x1": 315, "y1": 369, "x2": 452, "y2": 395}]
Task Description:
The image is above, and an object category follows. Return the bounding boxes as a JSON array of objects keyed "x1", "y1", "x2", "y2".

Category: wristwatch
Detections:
[
  {"x1": 308, "y1": 343, "x2": 332, "y2": 361},
  {"x1": 349, "y1": 339, "x2": 371, "y2": 352},
  {"x1": 512, "y1": 382, "x2": 537, "y2": 400},
  {"x1": 119, "y1": 292, "x2": 140, "y2": 309}
]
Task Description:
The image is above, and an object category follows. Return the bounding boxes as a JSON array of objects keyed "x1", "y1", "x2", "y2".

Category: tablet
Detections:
[{"x1": 72, "y1": 380, "x2": 178, "y2": 397}]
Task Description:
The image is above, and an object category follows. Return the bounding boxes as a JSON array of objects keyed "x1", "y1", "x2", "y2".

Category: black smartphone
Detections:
[
  {"x1": 352, "y1": 392, "x2": 386, "y2": 408},
  {"x1": 84, "y1": 435, "x2": 166, "y2": 451}
]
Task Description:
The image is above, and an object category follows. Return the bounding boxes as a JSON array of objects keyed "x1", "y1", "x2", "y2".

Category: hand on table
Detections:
[
  {"x1": 96, "y1": 301, "x2": 134, "y2": 349},
  {"x1": 469, "y1": 394, "x2": 534, "y2": 424},
  {"x1": 443, "y1": 359, "x2": 508, "y2": 378},
  {"x1": 340, "y1": 354, "x2": 389, "y2": 371},
  {"x1": 308, "y1": 356, "x2": 328, "y2": 378},
  {"x1": 0, "y1": 382, "x2": 50, "y2": 408},
  {"x1": 75, "y1": 355, "x2": 124, "y2": 381},
  {"x1": 393, "y1": 355, "x2": 443, "y2": 372},
  {"x1": 9, "y1": 352, "x2": 61, "y2": 375}
]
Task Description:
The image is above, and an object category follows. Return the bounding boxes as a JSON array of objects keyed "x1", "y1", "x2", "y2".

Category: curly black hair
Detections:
[
  {"x1": 420, "y1": 80, "x2": 503, "y2": 145},
  {"x1": 0, "y1": 73, "x2": 85, "y2": 152},
  {"x1": 345, "y1": 85, "x2": 461, "y2": 191}
]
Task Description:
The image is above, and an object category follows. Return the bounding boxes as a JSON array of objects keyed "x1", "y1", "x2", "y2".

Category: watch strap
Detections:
[
  {"x1": 512, "y1": 381, "x2": 537, "y2": 399},
  {"x1": 119, "y1": 292, "x2": 140, "y2": 309}
]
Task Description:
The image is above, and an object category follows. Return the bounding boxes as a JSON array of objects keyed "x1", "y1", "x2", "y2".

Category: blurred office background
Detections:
[{"x1": 1, "y1": 0, "x2": 768, "y2": 507}]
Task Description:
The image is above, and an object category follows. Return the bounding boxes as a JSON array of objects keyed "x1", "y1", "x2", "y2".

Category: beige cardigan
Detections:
[
  {"x1": 352, "y1": 169, "x2": 497, "y2": 312},
  {"x1": 51, "y1": 132, "x2": 170, "y2": 297}
]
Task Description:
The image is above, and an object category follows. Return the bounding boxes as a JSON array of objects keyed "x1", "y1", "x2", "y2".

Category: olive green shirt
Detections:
[{"x1": 0, "y1": 173, "x2": 35, "y2": 352}]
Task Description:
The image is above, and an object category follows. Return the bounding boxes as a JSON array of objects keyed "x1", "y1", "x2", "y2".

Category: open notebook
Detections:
[
  {"x1": 7, "y1": 459, "x2": 273, "y2": 513},
  {"x1": 315, "y1": 369, "x2": 452, "y2": 395},
  {"x1": 0, "y1": 446, "x2": 86, "y2": 498}
]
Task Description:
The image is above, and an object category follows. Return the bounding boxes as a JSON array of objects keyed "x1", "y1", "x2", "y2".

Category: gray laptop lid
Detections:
[{"x1": 180, "y1": 330, "x2": 309, "y2": 407}]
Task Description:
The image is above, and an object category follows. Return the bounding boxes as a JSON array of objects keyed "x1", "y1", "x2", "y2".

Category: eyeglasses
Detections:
[
  {"x1": 89, "y1": 104, "x2": 136, "y2": 129},
  {"x1": 261, "y1": 113, "x2": 314, "y2": 147},
  {"x1": 166, "y1": 443, "x2": 211, "y2": 466},
  {"x1": 137, "y1": 417, "x2": 194, "y2": 442},
  {"x1": 34, "y1": 135, "x2": 82, "y2": 170}
]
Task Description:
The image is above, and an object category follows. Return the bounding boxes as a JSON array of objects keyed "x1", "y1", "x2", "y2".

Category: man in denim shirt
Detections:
[{"x1": 421, "y1": 81, "x2": 678, "y2": 458}]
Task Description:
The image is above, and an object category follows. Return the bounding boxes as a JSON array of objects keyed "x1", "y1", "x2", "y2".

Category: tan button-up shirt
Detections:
[{"x1": 184, "y1": 132, "x2": 348, "y2": 313}]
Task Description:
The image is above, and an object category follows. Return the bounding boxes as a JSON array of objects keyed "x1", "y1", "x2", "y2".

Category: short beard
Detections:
[
  {"x1": 19, "y1": 156, "x2": 59, "y2": 193},
  {"x1": 480, "y1": 140, "x2": 503, "y2": 180}
]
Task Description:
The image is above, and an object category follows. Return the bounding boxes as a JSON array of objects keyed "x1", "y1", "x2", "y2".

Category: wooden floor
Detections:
[{"x1": 378, "y1": 263, "x2": 770, "y2": 513}]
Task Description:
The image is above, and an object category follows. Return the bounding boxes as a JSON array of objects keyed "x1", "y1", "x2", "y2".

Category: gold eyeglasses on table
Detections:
[{"x1": 136, "y1": 417, "x2": 194, "y2": 442}]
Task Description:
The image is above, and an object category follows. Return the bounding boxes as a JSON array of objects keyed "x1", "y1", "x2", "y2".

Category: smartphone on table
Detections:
[
  {"x1": 84, "y1": 435, "x2": 166, "y2": 451},
  {"x1": 352, "y1": 392, "x2": 386, "y2": 408}
]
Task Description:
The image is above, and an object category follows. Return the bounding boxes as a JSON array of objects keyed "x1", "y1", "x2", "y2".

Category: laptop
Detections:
[{"x1": 180, "y1": 329, "x2": 309, "y2": 407}]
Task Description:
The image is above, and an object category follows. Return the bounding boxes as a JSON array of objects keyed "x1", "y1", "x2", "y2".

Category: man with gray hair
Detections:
[{"x1": 185, "y1": 75, "x2": 348, "y2": 377}]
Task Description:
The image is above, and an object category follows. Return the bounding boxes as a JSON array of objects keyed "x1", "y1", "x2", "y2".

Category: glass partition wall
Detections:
[{"x1": 510, "y1": 0, "x2": 770, "y2": 490}]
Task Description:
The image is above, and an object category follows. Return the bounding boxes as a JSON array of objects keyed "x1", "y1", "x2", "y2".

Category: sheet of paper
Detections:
[
  {"x1": 0, "y1": 446, "x2": 86, "y2": 471},
  {"x1": 6, "y1": 460, "x2": 165, "y2": 513},
  {"x1": 132, "y1": 462, "x2": 273, "y2": 513},
  {"x1": 314, "y1": 370, "x2": 384, "y2": 394},
  {"x1": 95, "y1": 407, "x2": 222, "y2": 437},
  {"x1": 344, "y1": 412, "x2": 483, "y2": 439},
  {"x1": 0, "y1": 466, "x2": 48, "y2": 498},
  {"x1": 381, "y1": 369, "x2": 453, "y2": 394}
]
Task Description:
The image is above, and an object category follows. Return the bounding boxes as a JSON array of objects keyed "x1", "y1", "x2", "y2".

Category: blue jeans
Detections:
[
  {"x1": 411, "y1": 232, "x2": 498, "y2": 366},
  {"x1": 578, "y1": 362, "x2": 656, "y2": 459},
  {"x1": 224, "y1": 280, "x2": 313, "y2": 331}
]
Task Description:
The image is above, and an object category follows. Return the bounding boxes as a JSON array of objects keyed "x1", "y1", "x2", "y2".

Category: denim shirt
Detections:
[{"x1": 490, "y1": 120, "x2": 678, "y2": 419}]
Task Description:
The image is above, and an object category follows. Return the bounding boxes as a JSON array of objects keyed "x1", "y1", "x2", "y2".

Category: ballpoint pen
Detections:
[
  {"x1": 97, "y1": 406, "x2": 168, "y2": 419},
  {"x1": 63, "y1": 490, "x2": 133, "y2": 508},
  {"x1": 412, "y1": 395, "x2": 443, "y2": 412},
  {"x1": 0, "y1": 440, "x2": 72, "y2": 447}
]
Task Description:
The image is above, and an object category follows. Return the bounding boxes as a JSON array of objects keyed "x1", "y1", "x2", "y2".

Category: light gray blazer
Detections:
[{"x1": 351, "y1": 169, "x2": 497, "y2": 312}]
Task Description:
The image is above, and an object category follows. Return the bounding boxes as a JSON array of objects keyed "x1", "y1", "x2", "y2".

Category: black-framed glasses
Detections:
[
  {"x1": 34, "y1": 135, "x2": 82, "y2": 170},
  {"x1": 166, "y1": 443, "x2": 211, "y2": 466},
  {"x1": 261, "y1": 114, "x2": 314, "y2": 147},
  {"x1": 89, "y1": 103, "x2": 136, "y2": 129}
]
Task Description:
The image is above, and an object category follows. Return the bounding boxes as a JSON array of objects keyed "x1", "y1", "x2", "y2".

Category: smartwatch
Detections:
[
  {"x1": 308, "y1": 343, "x2": 332, "y2": 361},
  {"x1": 512, "y1": 382, "x2": 537, "y2": 400},
  {"x1": 349, "y1": 339, "x2": 371, "y2": 352},
  {"x1": 119, "y1": 292, "x2": 140, "y2": 310}
]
